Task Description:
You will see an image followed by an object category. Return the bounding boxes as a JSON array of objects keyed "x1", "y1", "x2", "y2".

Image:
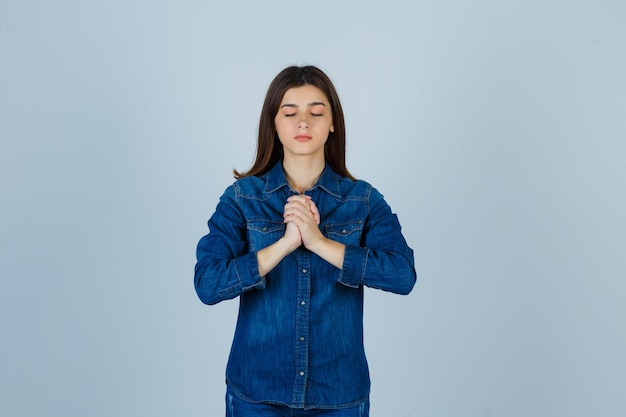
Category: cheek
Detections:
[
  {"x1": 318, "y1": 119, "x2": 333, "y2": 133},
  {"x1": 274, "y1": 119, "x2": 291, "y2": 142},
  {"x1": 274, "y1": 117, "x2": 285, "y2": 132}
]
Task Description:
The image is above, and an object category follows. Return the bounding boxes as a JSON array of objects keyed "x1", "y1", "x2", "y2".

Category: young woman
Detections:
[{"x1": 194, "y1": 65, "x2": 416, "y2": 416}]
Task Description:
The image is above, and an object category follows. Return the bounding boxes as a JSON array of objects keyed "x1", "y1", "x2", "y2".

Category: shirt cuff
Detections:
[
  {"x1": 217, "y1": 252, "x2": 265, "y2": 299},
  {"x1": 337, "y1": 245, "x2": 368, "y2": 288}
]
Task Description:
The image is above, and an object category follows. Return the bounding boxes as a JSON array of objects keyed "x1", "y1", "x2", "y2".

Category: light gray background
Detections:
[{"x1": 1, "y1": 1, "x2": 625, "y2": 416}]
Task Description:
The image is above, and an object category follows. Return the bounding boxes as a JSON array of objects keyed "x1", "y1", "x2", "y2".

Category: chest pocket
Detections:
[
  {"x1": 324, "y1": 221, "x2": 363, "y2": 246},
  {"x1": 247, "y1": 220, "x2": 285, "y2": 252}
]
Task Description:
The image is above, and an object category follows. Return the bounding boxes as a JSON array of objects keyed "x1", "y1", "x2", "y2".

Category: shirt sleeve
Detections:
[
  {"x1": 337, "y1": 187, "x2": 416, "y2": 295},
  {"x1": 194, "y1": 185, "x2": 265, "y2": 305}
]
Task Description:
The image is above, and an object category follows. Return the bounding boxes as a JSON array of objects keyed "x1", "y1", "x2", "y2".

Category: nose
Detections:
[{"x1": 298, "y1": 116, "x2": 309, "y2": 129}]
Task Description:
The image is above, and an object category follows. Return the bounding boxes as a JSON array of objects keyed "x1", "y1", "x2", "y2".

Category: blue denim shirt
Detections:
[{"x1": 194, "y1": 162, "x2": 416, "y2": 409}]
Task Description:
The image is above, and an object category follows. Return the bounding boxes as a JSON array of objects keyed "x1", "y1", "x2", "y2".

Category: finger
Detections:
[
  {"x1": 284, "y1": 198, "x2": 321, "y2": 228},
  {"x1": 287, "y1": 195, "x2": 311, "y2": 206},
  {"x1": 283, "y1": 203, "x2": 318, "y2": 228},
  {"x1": 283, "y1": 202, "x2": 307, "y2": 217},
  {"x1": 284, "y1": 199, "x2": 311, "y2": 216},
  {"x1": 283, "y1": 207, "x2": 307, "y2": 223},
  {"x1": 308, "y1": 200, "x2": 321, "y2": 225},
  {"x1": 283, "y1": 214, "x2": 307, "y2": 230},
  {"x1": 287, "y1": 196, "x2": 320, "y2": 222}
]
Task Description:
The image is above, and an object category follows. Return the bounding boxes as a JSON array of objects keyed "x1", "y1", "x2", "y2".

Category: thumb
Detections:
[{"x1": 308, "y1": 199, "x2": 321, "y2": 225}]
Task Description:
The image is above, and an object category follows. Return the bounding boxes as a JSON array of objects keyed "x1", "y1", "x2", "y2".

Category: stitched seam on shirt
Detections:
[
  {"x1": 361, "y1": 248, "x2": 369, "y2": 285},
  {"x1": 218, "y1": 284, "x2": 239, "y2": 299},
  {"x1": 233, "y1": 255, "x2": 245, "y2": 290}
]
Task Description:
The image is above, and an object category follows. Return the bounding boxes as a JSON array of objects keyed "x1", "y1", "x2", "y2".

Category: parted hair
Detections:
[{"x1": 234, "y1": 65, "x2": 354, "y2": 180}]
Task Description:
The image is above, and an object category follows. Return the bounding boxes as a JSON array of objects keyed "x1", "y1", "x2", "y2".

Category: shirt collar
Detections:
[{"x1": 264, "y1": 162, "x2": 342, "y2": 198}]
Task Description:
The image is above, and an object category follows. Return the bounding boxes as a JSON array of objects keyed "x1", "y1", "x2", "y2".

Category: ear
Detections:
[{"x1": 330, "y1": 124, "x2": 334, "y2": 133}]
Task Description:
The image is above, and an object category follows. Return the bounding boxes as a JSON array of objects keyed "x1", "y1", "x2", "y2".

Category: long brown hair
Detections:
[{"x1": 234, "y1": 65, "x2": 355, "y2": 180}]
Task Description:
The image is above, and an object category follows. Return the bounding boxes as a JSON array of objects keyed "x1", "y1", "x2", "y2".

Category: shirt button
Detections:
[
  {"x1": 300, "y1": 301, "x2": 306, "y2": 305},
  {"x1": 300, "y1": 371, "x2": 305, "y2": 376},
  {"x1": 302, "y1": 269, "x2": 308, "y2": 273},
  {"x1": 299, "y1": 337, "x2": 305, "y2": 341}
]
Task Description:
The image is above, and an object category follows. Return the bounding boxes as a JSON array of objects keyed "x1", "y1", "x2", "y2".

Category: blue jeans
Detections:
[{"x1": 226, "y1": 386, "x2": 370, "y2": 417}]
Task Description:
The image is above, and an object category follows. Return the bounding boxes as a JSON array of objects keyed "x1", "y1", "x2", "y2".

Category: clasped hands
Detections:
[{"x1": 282, "y1": 195, "x2": 323, "y2": 251}]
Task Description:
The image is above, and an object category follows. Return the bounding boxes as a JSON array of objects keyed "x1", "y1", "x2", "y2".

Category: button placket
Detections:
[{"x1": 292, "y1": 249, "x2": 311, "y2": 404}]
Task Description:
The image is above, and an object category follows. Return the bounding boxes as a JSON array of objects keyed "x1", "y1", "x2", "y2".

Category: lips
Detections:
[{"x1": 294, "y1": 134, "x2": 312, "y2": 142}]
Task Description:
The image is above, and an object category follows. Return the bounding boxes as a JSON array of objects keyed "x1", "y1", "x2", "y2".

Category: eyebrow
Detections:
[{"x1": 280, "y1": 102, "x2": 327, "y2": 109}]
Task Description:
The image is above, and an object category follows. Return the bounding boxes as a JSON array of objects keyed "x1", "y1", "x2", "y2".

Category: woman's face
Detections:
[{"x1": 274, "y1": 84, "x2": 334, "y2": 162}]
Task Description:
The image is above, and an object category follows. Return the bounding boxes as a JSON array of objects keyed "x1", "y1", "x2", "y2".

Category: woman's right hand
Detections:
[
  {"x1": 257, "y1": 197, "x2": 319, "y2": 276},
  {"x1": 257, "y1": 216, "x2": 301, "y2": 276},
  {"x1": 282, "y1": 219, "x2": 302, "y2": 251},
  {"x1": 281, "y1": 195, "x2": 320, "y2": 252}
]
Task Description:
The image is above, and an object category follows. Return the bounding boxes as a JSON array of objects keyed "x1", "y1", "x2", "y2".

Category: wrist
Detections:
[
  {"x1": 279, "y1": 234, "x2": 301, "y2": 254},
  {"x1": 305, "y1": 235, "x2": 327, "y2": 254},
  {"x1": 307, "y1": 237, "x2": 345, "y2": 270}
]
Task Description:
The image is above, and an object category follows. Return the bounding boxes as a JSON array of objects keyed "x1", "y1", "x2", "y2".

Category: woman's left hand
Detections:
[{"x1": 283, "y1": 195, "x2": 323, "y2": 249}]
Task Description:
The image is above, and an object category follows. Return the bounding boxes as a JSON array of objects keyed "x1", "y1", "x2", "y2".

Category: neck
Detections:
[{"x1": 282, "y1": 156, "x2": 325, "y2": 194}]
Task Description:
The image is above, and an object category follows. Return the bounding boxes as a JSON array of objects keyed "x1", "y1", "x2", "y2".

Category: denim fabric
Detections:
[
  {"x1": 226, "y1": 384, "x2": 370, "y2": 416},
  {"x1": 195, "y1": 162, "x2": 416, "y2": 409}
]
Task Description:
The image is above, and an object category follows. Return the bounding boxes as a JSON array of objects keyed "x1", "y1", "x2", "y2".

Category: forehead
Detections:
[{"x1": 280, "y1": 84, "x2": 330, "y2": 105}]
